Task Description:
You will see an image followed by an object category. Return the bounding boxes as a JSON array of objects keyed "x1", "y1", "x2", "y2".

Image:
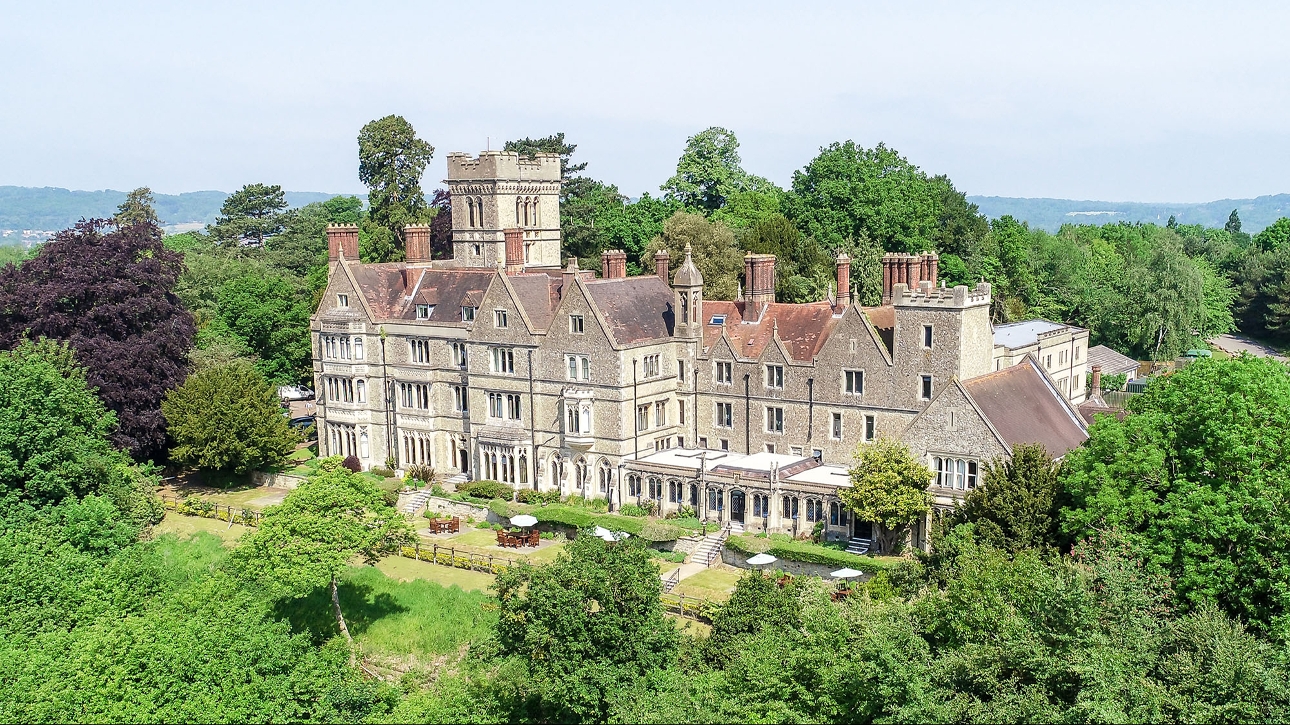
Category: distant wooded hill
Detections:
[
  {"x1": 0, "y1": 186, "x2": 356, "y2": 231},
  {"x1": 969, "y1": 194, "x2": 1290, "y2": 233}
]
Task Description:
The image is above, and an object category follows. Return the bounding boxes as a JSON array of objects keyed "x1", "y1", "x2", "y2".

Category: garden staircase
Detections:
[
  {"x1": 662, "y1": 568, "x2": 681, "y2": 593},
  {"x1": 399, "y1": 489, "x2": 433, "y2": 516},
  {"x1": 845, "y1": 537, "x2": 872, "y2": 555},
  {"x1": 694, "y1": 526, "x2": 730, "y2": 568}
]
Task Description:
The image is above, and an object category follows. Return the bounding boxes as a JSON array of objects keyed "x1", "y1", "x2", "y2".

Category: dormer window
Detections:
[
  {"x1": 461, "y1": 306, "x2": 476, "y2": 322},
  {"x1": 337, "y1": 294, "x2": 349, "y2": 308},
  {"x1": 494, "y1": 310, "x2": 508, "y2": 328},
  {"x1": 416, "y1": 304, "x2": 433, "y2": 320},
  {"x1": 709, "y1": 314, "x2": 726, "y2": 325}
]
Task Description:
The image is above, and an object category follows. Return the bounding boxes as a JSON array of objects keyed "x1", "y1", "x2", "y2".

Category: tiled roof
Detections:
[
  {"x1": 347, "y1": 263, "x2": 495, "y2": 322},
  {"x1": 1087, "y1": 344, "x2": 1140, "y2": 376},
  {"x1": 702, "y1": 300, "x2": 840, "y2": 362},
  {"x1": 508, "y1": 273, "x2": 564, "y2": 331},
  {"x1": 863, "y1": 305, "x2": 895, "y2": 329},
  {"x1": 584, "y1": 276, "x2": 675, "y2": 345},
  {"x1": 962, "y1": 357, "x2": 1088, "y2": 457}
]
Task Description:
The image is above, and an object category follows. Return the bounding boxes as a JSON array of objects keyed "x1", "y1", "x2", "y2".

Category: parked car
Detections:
[
  {"x1": 289, "y1": 415, "x2": 317, "y2": 440},
  {"x1": 278, "y1": 385, "x2": 315, "y2": 401}
]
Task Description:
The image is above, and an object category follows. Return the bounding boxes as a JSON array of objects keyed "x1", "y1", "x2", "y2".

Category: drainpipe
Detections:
[
  {"x1": 527, "y1": 348, "x2": 537, "y2": 489},
  {"x1": 806, "y1": 377, "x2": 814, "y2": 443},
  {"x1": 632, "y1": 358, "x2": 639, "y2": 462},
  {"x1": 692, "y1": 364, "x2": 699, "y2": 447},
  {"x1": 380, "y1": 328, "x2": 394, "y2": 469},
  {"x1": 743, "y1": 373, "x2": 751, "y2": 454}
]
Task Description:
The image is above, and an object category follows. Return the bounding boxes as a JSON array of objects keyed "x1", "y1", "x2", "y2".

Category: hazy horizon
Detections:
[{"x1": 3, "y1": 1, "x2": 1288, "y2": 204}]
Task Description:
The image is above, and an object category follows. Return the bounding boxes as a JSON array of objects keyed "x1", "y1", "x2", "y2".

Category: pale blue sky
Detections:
[{"x1": 2, "y1": 0, "x2": 1287, "y2": 202}]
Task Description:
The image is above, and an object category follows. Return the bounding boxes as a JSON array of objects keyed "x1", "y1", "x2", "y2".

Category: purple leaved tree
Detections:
[{"x1": 0, "y1": 219, "x2": 195, "y2": 459}]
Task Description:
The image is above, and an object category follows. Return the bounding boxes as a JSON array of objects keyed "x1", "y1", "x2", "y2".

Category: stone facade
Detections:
[{"x1": 311, "y1": 148, "x2": 1091, "y2": 551}]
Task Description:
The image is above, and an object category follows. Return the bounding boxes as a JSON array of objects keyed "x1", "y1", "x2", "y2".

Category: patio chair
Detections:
[
  {"x1": 527, "y1": 530, "x2": 540, "y2": 547},
  {"x1": 449, "y1": 517, "x2": 461, "y2": 533}
]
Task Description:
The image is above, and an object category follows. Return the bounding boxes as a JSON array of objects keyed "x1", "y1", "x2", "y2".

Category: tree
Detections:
[
  {"x1": 839, "y1": 437, "x2": 932, "y2": 554},
  {"x1": 427, "y1": 188, "x2": 453, "y2": 260},
  {"x1": 1061, "y1": 356, "x2": 1290, "y2": 633},
  {"x1": 784, "y1": 141, "x2": 980, "y2": 256},
  {"x1": 661, "y1": 127, "x2": 772, "y2": 212},
  {"x1": 208, "y1": 183, "x2": 289, "y2": 247},
  {"x1": 1255, "y1": 217, "x2": 1290, "y2": 253},
  {"x1": 504, "y1": 132, "x2": 587, "y2": 178},
  {"x1": 1226, "y1": 209, "x2": 1243, "y2": 234},
  {"x1": 357, "y1": 115, "x2": 435, "y2": 260},
  {"x1": 643, "y1": 211, "x2": 743, "y2": 299},
  {"x1": 215, "y1": 273, "x2": 313, "y2": 384},
  {"x1": 234, "y1": 461, "x2": 414, "y2": 655},
  {"x1": 113, "y1": 187, "x2": 159, "y2": 227},
  {"x1": 0, "y1": 219, "x2": 195, "y2": 458},
  {"x1": 739, "y1": 214, "x2": 832, "y2": 303},
  {"x1": 493, "y1": 532, "x2": 679, "y2": 722},
  {"x1": 704, "y1": 571, "x2": 805, "y2": 666},
  {"x1": 162, "y1": 360, "x2": 299, "y2": 474},
  {"x1": 0, "y1": 339, "x2": 130, "y2": 505},
  {"x1": 947, "y1": 444, "x2": 1062, "y2": 553}
]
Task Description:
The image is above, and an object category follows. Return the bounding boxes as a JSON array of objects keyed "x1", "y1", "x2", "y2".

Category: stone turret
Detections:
[
  {"x1": 672, "y1": 244, "x2": 704, "y2": 339},
  {"x1": 445, "y1": 150, "x2": 562, "y2": 270}
]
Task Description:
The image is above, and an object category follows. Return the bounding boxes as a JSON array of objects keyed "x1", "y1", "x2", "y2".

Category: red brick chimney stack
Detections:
[
  {"x1": 601, "y1": 249, "x2": 627, "y2": 279},
  {"x1": 745, "y1": 253, "x2": 776, "y2": 314},
  {"x1": 654, "y1": 249, "x2": 671, "y2": 280},
  {"x1": 404, "y1": 224, "x2": 432, "y2": 264},
  {"x1": 1091, "y1": 364, "x2": 1102, "y2": 393},
  {"x1": 327, "y1": 224, "x2": 359, "y2": 264},
  {"x1": 835, "y1": 251, "x2": 851, "y2": 307},
  {"x1": 503, "y1": 228, "x2": 525, "y2": 275}
]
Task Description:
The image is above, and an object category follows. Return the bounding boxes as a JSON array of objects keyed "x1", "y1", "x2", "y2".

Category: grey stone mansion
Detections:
[{"x1": 312, "y1": 150, "x2": 1096, "y2": 549}]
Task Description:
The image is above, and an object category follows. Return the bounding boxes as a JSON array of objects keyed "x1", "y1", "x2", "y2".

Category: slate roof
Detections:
[
  {"x1": 508, "y1": 273, "x2": 564, "y2": 331},
  {"x1": 346, "y1": 263, "x2": 495, "y2": 323},
  {"x1": 702, "y1": 300, "x2": 840, "y2": 362},
  {"x1": 1087, "y1": 344, "x2": 1140, "y2": 377},
  {"x1": 962, "y1": 357, "x2": 1089, "y2": 457},
  {"x1": 584, "y1": 276, "x2": 675, "y2": 345}
]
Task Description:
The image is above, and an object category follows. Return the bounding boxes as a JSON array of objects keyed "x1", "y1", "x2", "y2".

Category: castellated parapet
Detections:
[
  {"x1": 445, "y1": 151, "x2": 561, "y2": 181},
  {"x1": 891, "y1": 280, "x2": 992, "y2": 309}
]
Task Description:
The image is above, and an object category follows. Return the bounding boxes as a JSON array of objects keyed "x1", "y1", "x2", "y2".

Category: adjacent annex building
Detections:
[{"x1": 311, "y1": 150, "x2": 1090, "y2": 550}]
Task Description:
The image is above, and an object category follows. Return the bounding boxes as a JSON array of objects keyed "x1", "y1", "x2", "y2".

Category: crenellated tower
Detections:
[{"x1": 444, "y1": 150, "x2": 562, "y2": 270}]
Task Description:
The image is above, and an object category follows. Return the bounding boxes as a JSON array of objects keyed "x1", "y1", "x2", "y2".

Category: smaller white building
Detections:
[{"x1": 992, "y1": 320, "x2": 1089, "y2": 404}]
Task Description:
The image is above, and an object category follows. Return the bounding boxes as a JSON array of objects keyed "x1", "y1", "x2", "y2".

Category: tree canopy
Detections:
[
  {"x1": 643, "y1": 211, "x2": 743, "y2": 299},
  {"x1": 163, "y1": 359, "x2": 299, "y2": 474},
  {"x1": 357, "y1": 115, "x2": 435, "y2": 261},
  {"x1": 208, "y1": 183, "x2": 289, "y2": 247},
  {"x1": 840, "y1": 437, "x2": 933, "y2": 553},
  {"x1": 0, "y1": 219, "x2": 194, "y2": 458},
  {"x1": 661, "y1": 127, "x2": 774, "y2": 212}
]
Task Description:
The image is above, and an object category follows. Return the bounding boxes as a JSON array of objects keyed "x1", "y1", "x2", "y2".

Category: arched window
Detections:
[
  {"x1": 476, "y1": 197, "x2": 485, "y2": 226},
  {"x1": 359, "y1": 430, "x2": 369, "y2": 459},
  {"x1": 575, "y1": 457, "x2": 588, "y2": 491},
  {"x1": 523, "y1": 198, "x2": 531, "y2": 226},
  {"x1": 598, "y1": 461, "x2": 612, "y2": 493},
  {"x1": 550, "y1": 455, "x2": 563, "y2": 491},
  {"x1": 519, "y1": 452, "x2": 528, "y2": 485},
  {"x1": 680, "y1": 294, "x2": 688, "y2": 321},
  {"x1": 532, "y1": 198, "x2": 539, "y2": 226},
  {"x1": 689, "y1": 483, "x2": 698, "y2": 506},
  {"x1": 627, "y1": 474, "x2": 641, "y2": 498},
  {"x1": 467, "y1": 197, "x2": 476, "y2": 227},
  {"x1": 515, "y1": 197, "x2": 522, "y2": 226},
  {"x1": 355, "y1": 379, "x2": 366, "y2": 403},
  {"x1": 353, "y1": 337, "x2": 363, "y2": 360},
  {"x1": 691, "y1": 292, "x2": 700, "y2": 323}
]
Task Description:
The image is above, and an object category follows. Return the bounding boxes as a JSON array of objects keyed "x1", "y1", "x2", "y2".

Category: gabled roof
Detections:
[
  {"x1": 1087, "y1": 344, "x2": 1140, "y2": 377},
  {"x1": 507, "y1": 272, "x2": 564, "y2": 332},
  {"x1": 583, "y1": 276, "x2": 675, "y2": 345},
  {"x1": 962, "y1": 357, "x2": 1089, "y2": 458},
  {"x1": 702, "y1": 300, "x2": 839, "y2": 362},
  {"x1": 345, "y1": 263, "x2": 495, "y2": 323}
]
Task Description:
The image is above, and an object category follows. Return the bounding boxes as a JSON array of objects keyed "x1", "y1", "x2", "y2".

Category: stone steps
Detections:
[{"x1": 845, "y1": 537, "x2": 872, "y2": 555}]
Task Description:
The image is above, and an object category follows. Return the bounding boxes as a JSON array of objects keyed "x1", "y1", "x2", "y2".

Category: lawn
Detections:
[
  {"x1": 277, "y1": 565, "x2": 497, "y2": 667},
  {"x1": 427, "y1": 528, "x2": 570, "y2": 564},
  {"x1": 375, "y1": 555, "x2": 495, "y2": 593},
  {"x1": 673, "y1": 566, "x2": 744, "y2": 601},
  {"x1": 153, "y1": 511, "x2": 251, "y2": 545}
]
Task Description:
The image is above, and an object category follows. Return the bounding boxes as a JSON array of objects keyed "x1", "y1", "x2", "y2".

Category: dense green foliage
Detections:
[
  {"x1": 357, "y1": 114, "x2": 435, "y2": 261},
  {"x1": 840, "y1": 438, "x2": 933, "y2": 553},
  {"x1": 1061, "y1": 356, "x2": 1290, "y2": 635},
  {"x1": 942, "y1": 443, "x2": 1062, "y2": 553},
  {"x1": 643, "y1": 211, "x2": 743, "y2": 300},
  {"x1": 162, "y1": 360, "x2": 299, "y2": 474},
  {"x1": 208, "y1": 182, "x2": 289, "y2": 246}
]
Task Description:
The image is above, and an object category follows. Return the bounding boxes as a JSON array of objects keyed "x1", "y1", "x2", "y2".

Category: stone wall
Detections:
[
  {"x1": 419, "y1": 495, "x2": 505, "y2": 524},
  {"x1": 251, "y1": 471, "x2": 306, "y2": 490},
  {"x1": 721, "y1": 546, "x2": 873, "y2": 582}
]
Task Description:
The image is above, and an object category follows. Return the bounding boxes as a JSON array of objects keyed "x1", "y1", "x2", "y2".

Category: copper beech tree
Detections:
[{"x1": 0, "y1": 218, "x2": 195, "y2": 459}]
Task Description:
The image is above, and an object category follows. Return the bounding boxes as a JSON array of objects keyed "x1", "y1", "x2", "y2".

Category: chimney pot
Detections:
[
  {"x1": 835, "y1": 252, "x2": 851, "y2": 307},
  {"x1": 404, "y1": 224, "x2": 432, "y2": 264},
  {"x1": 654, "y1": 249, "x2": 671, "y2": 280},
  {"x1": 1091, "y1": 364, "x2": 1103, "y2": 393},
  {"x1": 327, "y1": 224, "x2": 359, "y2": 263},
  {"x1": 601, "y1": 249, "x2": 627, "y2": 279}
]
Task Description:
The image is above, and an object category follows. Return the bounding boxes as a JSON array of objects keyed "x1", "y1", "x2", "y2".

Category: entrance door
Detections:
[
  {"x1": 852, "y1": 519, "x2": 873, "y2": 540},
  {"x1": 730, "y1": 490, "x2": 746, "y2": 523}
]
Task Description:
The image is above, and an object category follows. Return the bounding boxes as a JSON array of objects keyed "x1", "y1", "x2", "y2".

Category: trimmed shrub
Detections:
[
  {"x1": 456, "y1": 480, "x2": 513, "y2": 501},
  {"x1": 725, "y1": 533, "x2": 896, "y2": 571},
  {"x1": 516, "y1": 489, "x2": 560, "y2": 505}
]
